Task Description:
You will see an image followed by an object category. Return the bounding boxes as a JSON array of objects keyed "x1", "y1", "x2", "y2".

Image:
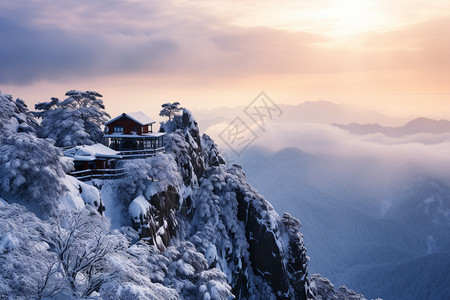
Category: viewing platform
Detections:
[
  {"x1": 103, "y1": 111, "x2": 166, "y2": 159},
  {"x1": 69, "y1": 168, "x2": 125, "y2": 181},
  {"x1": 102, "y1": 132, "x2": 166, "y2": 157}
]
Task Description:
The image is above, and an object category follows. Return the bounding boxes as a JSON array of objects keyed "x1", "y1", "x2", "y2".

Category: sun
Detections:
[
  {"x1": 318, "y1": 0, "x2": 386, "y2": 35},
  {"x1": 261, "y1": 0, "x2": 390, "y2": 36}
]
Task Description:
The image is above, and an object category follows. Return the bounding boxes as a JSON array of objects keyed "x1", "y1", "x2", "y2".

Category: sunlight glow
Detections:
[
  {"x1": 325, "y1": 0, "x2": 382, "y2": 33},
  {"x1": 221, "y1": 0, "x2": 394, "y2": 36},
  {"x1": 298, "y1": 0, "x2": 390, "y2": 35}
]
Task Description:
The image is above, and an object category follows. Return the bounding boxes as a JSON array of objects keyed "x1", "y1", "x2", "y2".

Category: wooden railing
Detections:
[
  {"x1": 118, "y1": 147, "x2": 165, "y2": 159},
  {"x1": 69, "y1": 168, "x2": 125, "y2": 181},
  {"x1": 65, "y1": 147, "x2": 166, "y2": 181}
]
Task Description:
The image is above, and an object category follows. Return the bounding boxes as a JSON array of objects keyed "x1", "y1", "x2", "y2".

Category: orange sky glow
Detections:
[{"x1": 1, "y1": 0, "x2": 449, "y2": 120}]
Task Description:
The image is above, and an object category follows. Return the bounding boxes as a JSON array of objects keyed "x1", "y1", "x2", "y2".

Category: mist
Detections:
[{"x1": 205, "y1": 115, "x2": 450, "y2": 181}]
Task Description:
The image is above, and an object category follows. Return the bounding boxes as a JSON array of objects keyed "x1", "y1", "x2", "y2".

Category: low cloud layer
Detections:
[{"x1": 205, "y1": 117, "x2": 450, "y2": 185}]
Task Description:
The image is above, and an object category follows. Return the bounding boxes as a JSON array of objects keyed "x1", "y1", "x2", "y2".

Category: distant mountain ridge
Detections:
[
  {"x1": 334, "y1": 117, "x2": 450, "y2": 137},
  {"x1": 194, "y1": 100, "x2": 405, "y2": 134}
]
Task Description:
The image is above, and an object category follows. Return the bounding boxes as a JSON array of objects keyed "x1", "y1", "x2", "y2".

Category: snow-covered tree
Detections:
[
  {"x1": 34, "y1": 90, "x2": 110, "y2": 147},
  {"x1": 0, "y1": 202, "x2": 134, "y2": 299},
  {"x1": 0, "y1": 91, "x2": 39, "y2": 138},
  {"x1": 159, "y1": 102, "x2": 182, "y2": 121},
  {"x1": 43, "y1": 206, "x2": 125, "y2": 298},
  {"x1": 0, "y1": 199, "x2": 234, "y2": 300},
  {"x1": 0, "y1": 133, "x2": 72, "y2": 214},
  {"x1": 99, "y1": 241, "x2": 179, "y2": 299},
  {"x1": 162, "y1": 241, "x2": 233, "y2": 299},
  {"x1": 0, "y1": 202, "x2": 64, "y2": 298},
  {"x1": 117, "y1": 153, "x2": 182, "y2": 205}
]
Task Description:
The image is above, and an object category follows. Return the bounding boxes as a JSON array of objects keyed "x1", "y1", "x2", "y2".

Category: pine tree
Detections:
[
  {"x1": 0, "y1": 91, "x2": 39, "y2": 138},
  {"x1": 0, "y1": 133, "x2": 72, "y2": 214},
  {"x1": 34, "y1": 90, "x2": 110, "y2": 147},
  {"x1": 159, "y1": 102, "x2": 182, "y2": 121}
]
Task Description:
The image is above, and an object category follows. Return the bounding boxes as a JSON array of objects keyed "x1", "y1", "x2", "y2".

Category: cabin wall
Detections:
[
  {"x1": 142, "y1": 124, "x2": 150, "y2": 133},
  {"x1": 73, "y1": 159, "x2": 109, "y2": 171},
  {"x1": 107, "y1": 116, "x2": 151, "y2": 135},
  {"x1": 107, "y1": 117, "x2": 141, "y2": 134}
]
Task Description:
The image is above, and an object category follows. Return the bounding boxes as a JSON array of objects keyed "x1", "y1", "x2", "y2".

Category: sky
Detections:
[{"x1": 1, "y1": 0, "x2": 450, "y2": 119}]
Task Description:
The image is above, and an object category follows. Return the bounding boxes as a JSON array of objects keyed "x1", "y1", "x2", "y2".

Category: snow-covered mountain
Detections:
[{"x1": 0, "y1": 91, "x2": 366, "y2": 299}]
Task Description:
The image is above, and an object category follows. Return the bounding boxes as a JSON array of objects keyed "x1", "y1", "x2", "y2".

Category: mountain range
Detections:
[
  {"x1": 193, "y1": 100, "x2": 406, "y2": 134},
  {"x1": 334, "y1": 117, "x2": 450, "y2": 137}
]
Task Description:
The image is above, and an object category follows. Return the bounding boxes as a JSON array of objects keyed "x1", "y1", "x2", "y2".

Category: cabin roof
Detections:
[
  {"x1": 64, "y1": 143, "x2": 121, "y2": 161},
  {"x1": 104, "y1": 111, "x2": 155, "y2": 126}
]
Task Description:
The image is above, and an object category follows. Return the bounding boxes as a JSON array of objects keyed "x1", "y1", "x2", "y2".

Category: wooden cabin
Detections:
[
  {"x1": 104, "y1": 111, "x2": 155, "y2": 135},
  {"x1": 63, "y1": 144, "x2": 125, "y2": 181},
  {"x1": 103, "y1": 111, "x2": 166, "y2": 159},
  {"x1": 64, "y1": 144, "x2": 122, "y2": 171}
]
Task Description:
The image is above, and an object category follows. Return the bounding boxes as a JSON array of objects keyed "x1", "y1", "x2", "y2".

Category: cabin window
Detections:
[
  {"x1": 74, "y1": 161, "x2": 85, "y2": 171},
  {"x1": 114, "y1": 126, "x2": 124, "y2": 133}
]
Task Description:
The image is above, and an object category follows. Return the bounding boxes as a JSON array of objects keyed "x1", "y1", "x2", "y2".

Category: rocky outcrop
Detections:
[
  {"x1": 129, "y1": 186, "x2": 179, "y2": 251},
  {"x1": 310, "y1": 274, "x2": 368, "y2": 300},
  {"x1": 162, "y1": 109, "x2": 205, "y2": 186},
  {"x1": 231, "y1": 181, "x2": 311, "y2": 299}
]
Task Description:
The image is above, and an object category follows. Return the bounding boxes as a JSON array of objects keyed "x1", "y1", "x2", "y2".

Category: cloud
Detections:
[
  {"x1": 355, "y1": 16, "x2": 450, "y2": 72},
  {"x1": 204, "y1": 116, "x2": 450, "y2": 184},
  {"x1": 1, "y1": 0, "x2": 449, "y2": 85},
  {"x1": 0, "y1": 0, "x2": 178, "y2": 84}
]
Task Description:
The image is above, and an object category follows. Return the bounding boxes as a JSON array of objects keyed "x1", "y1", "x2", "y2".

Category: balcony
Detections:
[
  {"x1": 69, "y1": 168, "x2": 125, "y2": 181},
  {"x1": 118, "y1": 147, "x2": 165, "y2": 159}
]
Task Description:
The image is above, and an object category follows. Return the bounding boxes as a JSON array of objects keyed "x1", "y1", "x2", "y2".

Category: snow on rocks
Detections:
[
  {"x1": 60, "y1": 176, "x2": 87, "y2": 210},
  {"x1": 310, "y1": 274, "x2": 368, "y2": 300},
  {"x1": 129, "y1": 195, "x2": 151, "y2": 223},
  {"x1": 60, "y1": 175, "x2": 103, "y2": 212},
  {"x1": 205, "y1": 244, "x2": 218, "y2": 268}
]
